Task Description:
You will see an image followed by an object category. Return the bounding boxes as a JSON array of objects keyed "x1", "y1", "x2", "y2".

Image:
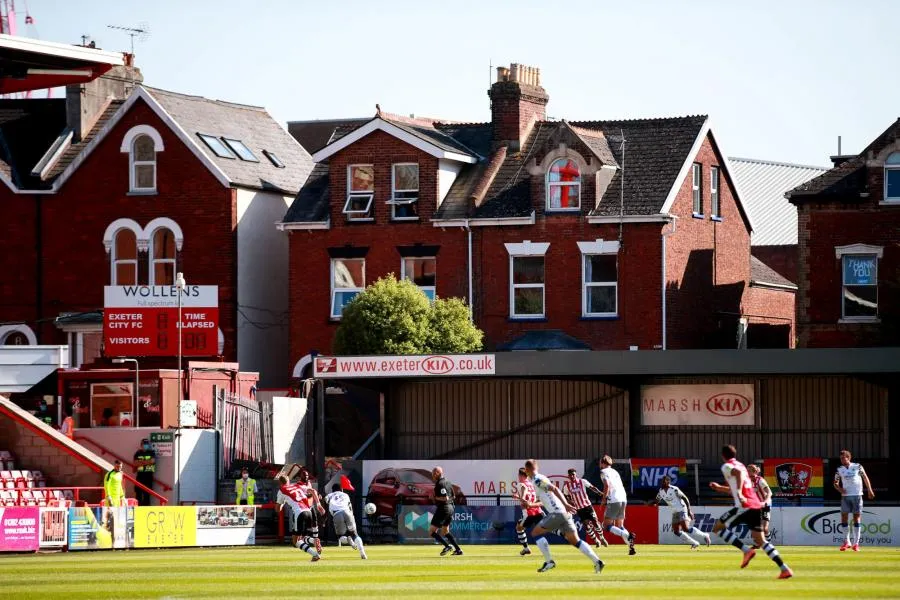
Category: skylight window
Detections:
[
  {"x1": 197, "y1": 133, "x2": 236, "y2": 159},
  {"x1": 223, "y1": 138, "x2": 259, "y2": 162},
  {"x1": 263, "y1": 150, "x2": 285, "y2": 168}
]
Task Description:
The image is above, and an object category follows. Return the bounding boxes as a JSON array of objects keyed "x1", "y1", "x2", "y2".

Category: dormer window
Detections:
[
  {"x1": 547, "y1": 158, "x2": 581, "y2": 210},
  {"x1": 885, "y1": 152, "x2": 900, "y2": 202},
  {"x1": 343, "y1": 164, "x2": 374, "y2": 220},
  {"x1": 131, "y1": 135, "x2": 157, "y2": 192},
  {"x1": 390, "y1": 163, "x2": 419, "y2": 220}
]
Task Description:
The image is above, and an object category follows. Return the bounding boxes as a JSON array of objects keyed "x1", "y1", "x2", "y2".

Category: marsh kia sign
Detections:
[
  {"x1": 103, "y1": 285, "x2": 218, "y2": 357},
  {"x1": 641, "y1": 384, "x2": 755, "y2": 426}
]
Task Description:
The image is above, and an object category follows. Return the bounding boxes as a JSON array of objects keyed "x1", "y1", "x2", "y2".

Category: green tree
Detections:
[{"x1": 333, "y1": 275, "x2": 483, "y2": 355}]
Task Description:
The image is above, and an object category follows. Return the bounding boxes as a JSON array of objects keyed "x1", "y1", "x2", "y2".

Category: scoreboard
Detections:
[{"x1": 103, "y1": 285, "x2": 219, "y2": 357}]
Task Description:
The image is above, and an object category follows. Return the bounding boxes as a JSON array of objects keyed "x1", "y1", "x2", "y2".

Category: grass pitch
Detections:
[{"x1": 1, "y1": 544, "x2": 899, "y2": 599}]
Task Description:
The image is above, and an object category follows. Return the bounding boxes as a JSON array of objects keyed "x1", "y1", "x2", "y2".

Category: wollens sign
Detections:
[
  {"x1": 103, "y1": 285, "x2": 219, "y2": 357},
  {"x1": 764, "y1": 458, "x2": 824, "y2": 498}
]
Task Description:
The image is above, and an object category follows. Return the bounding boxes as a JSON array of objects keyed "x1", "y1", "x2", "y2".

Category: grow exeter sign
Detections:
[{"x1": 640, "y1": 384, "x2": 755, "y2": 426}]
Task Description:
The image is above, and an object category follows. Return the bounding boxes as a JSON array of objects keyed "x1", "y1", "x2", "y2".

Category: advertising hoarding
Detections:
[
  {"x1": 631, "y1": 459, "x2": 688, "y2": 491},
  {"x1": 196, "y1": 506, "x2": 256, "y2": 546},
  {"x1": 314, "y1": 354, "x2": 495, "y2": 378},
  {"x1": 657, "y1": 505, "x2": 782, "y2": 545},
  {"x1": 764, "y1": 458, "x2": 824, "y2": 498},
  {"x1": 133, "y1": 507, "x2": 197, "y2": 548},
  {"x1": 781, "y1": 507, "x2": 899, "y2": 547},
  {"x1": 0, "y1": 506, "x2": 40, "y2": 552},
  {"x1": 398, "y1": 506, "x2": 519, "y2": 544},
  {"x1": 68, "y1": 507, "x2": 133, "y2": 550},
  {"x1": 641, "y1": 384, "x2": 755, "y2": 426}
]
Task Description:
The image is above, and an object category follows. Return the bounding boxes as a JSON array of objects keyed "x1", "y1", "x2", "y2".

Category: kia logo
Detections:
[
  {"x1": 422, "y1": 356, "x2": 453, "y2": 374},
  {"x1": 706, "y1": 393, "x2": 751, "y2": 417}
]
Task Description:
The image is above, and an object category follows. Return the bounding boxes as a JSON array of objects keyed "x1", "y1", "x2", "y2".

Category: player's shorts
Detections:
[
  {"x1": 671, "y1": 510, "x2": 689, "y2": 525},
  {"x1": 718, "y1": 506, "x2": 763, "y2": 532},
  {"x1": 760, "y1": 506, "x2": 771, "y2": 523},
  {"x1": 841, "y1": 495, "x2": 863, "y2": 514},
  {"x1": 295, "y1": 510, "x2": 313, "y2": 534},
  {"x1": 575, "y1": 506, "x2": 598, "y2": 523},
  {"x1": 332, "y1": 510, "x2": 357, "y2": 536},
  {"x1": 539, "y1": 512, "x2": 577, "y2": 535},
  {"x1": 431, "y1": 505, "x2": 453, "y2": 528},
  {"x1": 518, "y1": 513, "x2": 543, "y2": 529},
  {"x1": 605, "y1": 502, "x2": 626, "y2": 521}
]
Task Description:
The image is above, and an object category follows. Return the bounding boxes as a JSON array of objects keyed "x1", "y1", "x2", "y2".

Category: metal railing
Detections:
[{"x1": 217, "y1": 389, "x2": 273, "y2": 471}]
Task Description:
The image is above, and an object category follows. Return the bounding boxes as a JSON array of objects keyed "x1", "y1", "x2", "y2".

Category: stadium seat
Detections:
[
  {"x1": 0, "y1": 471, "x2": 12, "y2": 489},
  {"x1": 30, "y1": 471, "x2": 46, "y2": 487},
  {"x1": 126, "y1": 498, "x2": 139, "y2": 507},
  {"x1": 20, "y1": 491, "x2": 35, "y2": 506},
  {"x1": 0, "y1": 490, "x2": 13, "y2": 506}
]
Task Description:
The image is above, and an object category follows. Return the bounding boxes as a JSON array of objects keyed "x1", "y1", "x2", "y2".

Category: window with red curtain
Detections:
[{"x1": 547, "y1": 158, "x2": 581, "y2": 209}]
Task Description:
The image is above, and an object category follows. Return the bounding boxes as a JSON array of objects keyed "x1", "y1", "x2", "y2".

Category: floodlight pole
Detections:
[{"x1": 175, "y1": 272, "x2": 186, "y2": 506}]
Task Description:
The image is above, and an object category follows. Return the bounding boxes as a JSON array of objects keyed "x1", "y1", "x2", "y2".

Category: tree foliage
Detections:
[{"x1": 333, "y1": 275, "x2": 483, "y2": 355}]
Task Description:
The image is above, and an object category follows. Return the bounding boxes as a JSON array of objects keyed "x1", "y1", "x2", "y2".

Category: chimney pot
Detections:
[{"x1": 496, "y1": 66, "x2": 509, "y2": 82}]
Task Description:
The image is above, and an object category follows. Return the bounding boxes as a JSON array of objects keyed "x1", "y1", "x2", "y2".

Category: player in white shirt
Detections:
[
  {"x1": 324, "y1": 484, "x2": 366, "y2": 559},
  {"x1": 747, "y1": 464, "x2": 772, "y2": 543},
  {"x1": 648, "y1": 475, "x2": 710, "y2": 549},
  {"x1": 834, "y1": 449, "x2": 875, "y2": 552},
  {"x1": 598, "y1": 455, "x2": 636, "y2": 555},
  {"x1": 524, "y1": 459, "x2": 604, "y2": 574}
]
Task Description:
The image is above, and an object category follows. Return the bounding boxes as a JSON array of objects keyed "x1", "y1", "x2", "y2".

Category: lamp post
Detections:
[
  {"x1": 111, "y1": 358, "x2": 139, "y2": 427},
  {"x1": 175, "y1": 271, "x2": 186, "y2": 505}
]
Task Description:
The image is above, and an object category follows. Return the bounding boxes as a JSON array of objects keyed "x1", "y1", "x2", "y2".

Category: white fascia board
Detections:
[
  {"x1": 51, "y1": 87, "x2": 231, "y2": 191},
  {"x1": 749, "y1": 281, "x2": 798, "y2": 292},
  {"x1": 0, "y1": 33, "x2": 124, "y2": 65},
  {"x1": 576, "y1": 239, "x2": 620, "y2": 254},
  {"x1": 32, "y1": 129, "x2": 73, "y2": 178},
  {"x1": 276, "y1": 220, "x2": 330, "y2": 231},
  {"x1": 711, "y1": 129, "x2": 755, "y2": 233},
  {"x1": 312, "y1": 118, "x2": 477, "y2": 164},
  {"x1": 835, "y1": 243, "x2": 883, "y2": 258},
  {"x1": 586, "y1": 214, "x2": 670, "y2": 224},
  {"x1": 504, "y1": 241, "x2": 550, "y2": 256},
  {"x1": 659, "y1": 118, "x2": 710, "y2": 216},
  {"x1": 432, "y1": 213, "x2": 536, "y2": 227}
]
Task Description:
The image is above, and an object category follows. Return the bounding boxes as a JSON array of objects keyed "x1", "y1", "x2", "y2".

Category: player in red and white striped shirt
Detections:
[
  {"x1": 565, "y1": 468, "x2": 607, "y2": 548},
  {"x1": 513, "y1": 468, "x2": 543, "y2": 555}
]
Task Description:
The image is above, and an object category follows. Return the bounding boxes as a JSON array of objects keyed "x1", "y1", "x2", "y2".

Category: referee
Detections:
[{"x1": 428, "y1": 466, "x2": 463, "y2": 556}]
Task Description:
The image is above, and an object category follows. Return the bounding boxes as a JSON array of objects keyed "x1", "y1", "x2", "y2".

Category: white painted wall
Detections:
[
  {"x1": 236, "y1": 188, "x2": 293, "y2": 388},
  {"x1": 438, "y1": 159, "x2": 462, "y2": 208},
  {"x1": 177, "y1": 429, "x2": 218, "y2": 504},
  {"x1": 0, "y1": 346, "x2": 69, "y2": 393},
  {"x1": 271, "y1": 396, "x2": 307, "y2": 464}
]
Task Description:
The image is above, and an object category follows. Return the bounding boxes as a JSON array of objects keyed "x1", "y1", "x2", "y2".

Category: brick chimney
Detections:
[
  {"x1": 489, "y1": 63, "x2": 549, "y2": 151},
  {"x1": 66, "y1": 60, "x2": 142, "y2": 142}
]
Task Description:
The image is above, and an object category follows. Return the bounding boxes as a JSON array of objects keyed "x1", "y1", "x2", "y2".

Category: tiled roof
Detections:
[
  {"x1": 729, "y1": 157, "x2": 828, "y2": 246},
  {"x1": 288, "y1": 118, "x2": 367, "y2": 153},
  {"x1": 282, "y1": 162, "x2": 329, "y2": 223},
  {"x1": 750, "y1": 256, "x2": 796, "y2": 289},
  {"x1": 43, "y1": 99, "x2": 123, "y2": 181},
  {"x1": 145, "y1": 87, "x2": 313, "y2": 194},
  {"x1": 0, "y1": 99, "x2": 67, "y2": 189}
]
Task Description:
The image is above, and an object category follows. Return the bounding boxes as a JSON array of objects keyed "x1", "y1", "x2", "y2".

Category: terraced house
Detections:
[{"x1": 284, "y1": 64, "x2": 794, "y2": 378}]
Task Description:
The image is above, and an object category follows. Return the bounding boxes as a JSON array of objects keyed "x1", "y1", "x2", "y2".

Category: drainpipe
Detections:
[
  {"x1": 661, "y1": 216, "x2": 678, "y2": 350},
  {"x1": 465, "y1": 219, "x2": 473, "y2": 320}
]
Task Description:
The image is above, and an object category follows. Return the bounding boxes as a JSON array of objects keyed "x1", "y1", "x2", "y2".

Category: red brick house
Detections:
[
  {"x1": 284, "y1": 64, "x2": 795, "y2": 376},
  {"x1": 787, "y1": 118, "x2": 900, "y2": 347},
  {"x1": 0, "y1": 65, "x2": 312, "y2": 386}
]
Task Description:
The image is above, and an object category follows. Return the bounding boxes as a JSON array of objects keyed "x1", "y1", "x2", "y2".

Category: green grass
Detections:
[{"x1": 1, "y1": 544, "x2": 899, "y2": 599}]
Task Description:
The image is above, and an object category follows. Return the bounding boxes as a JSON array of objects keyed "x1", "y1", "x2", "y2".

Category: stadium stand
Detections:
[{"x1": 0, "y1": 452, "x2": 74, "y2": 507}]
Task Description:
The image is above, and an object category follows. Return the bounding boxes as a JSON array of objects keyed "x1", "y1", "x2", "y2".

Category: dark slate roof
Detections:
[
  {"x1": 282, "y1": 162, "x2": 329, "y2": 223},
  {"x1": 0, "y1": 99, "x2": 66, "y2": 189},
  {"x1": 434, "y1": 123, "x2": 493, "y2": 158},
  {"x1": 55, "y1": 311, "x2": 103, "y2": 325},
  {"x1": 498, "y1": 329, "x2": 592, "y2": 351},
  {"x1": 288, "y1": 118, "x2": 367, "y2": 153},
  {"x1": 146, "y1": 87, "x2": 313, "y2": 194},
  {"x1": 384, "y1": 118, "x2": 482, "y2": 158},
  {"x1": 43, "y1": 99, "x2": 124, "y2": 181},
  {"x1": 569, "y1": 124, "x2": 618, "y2": 166},
  {"x1": 750, "y1": 256, "x2": 796, "y2": 289}
]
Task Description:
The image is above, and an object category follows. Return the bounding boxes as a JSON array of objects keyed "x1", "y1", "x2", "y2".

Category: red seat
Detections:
[{"x1": 126, "y1": 497, "x2": 139, "y2": 507}]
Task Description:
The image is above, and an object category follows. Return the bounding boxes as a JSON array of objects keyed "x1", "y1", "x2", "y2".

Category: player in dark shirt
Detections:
[{"x1": 428, "y1": 466, "x2": 462, "y2": 556}]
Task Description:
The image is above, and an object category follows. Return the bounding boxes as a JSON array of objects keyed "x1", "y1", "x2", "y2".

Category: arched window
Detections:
[
  {"x1": 112, "y1": 229, "x2": 138, "y2": 285},
  {"x1": 547, "y1": 158, "x2": 581, "y2": 210},
  {"x1": 149, "y1": 228, "x2": 176, "y2": 285},
  {"x1": 131, "y1": 134, "x2": 157, "y2": 192},
  {"x1": 885, "y1": 152, "x2": 900, "y2": 202}
]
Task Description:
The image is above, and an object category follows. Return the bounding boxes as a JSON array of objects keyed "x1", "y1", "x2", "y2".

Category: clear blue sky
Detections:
[{"x1": 27, "y1": 0, "x2": 900, "y2": 165}]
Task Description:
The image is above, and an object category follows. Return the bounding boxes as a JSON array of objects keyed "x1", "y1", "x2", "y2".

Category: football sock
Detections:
[
  {"x1": 536, "y1": 536, "x2": 552, "y2": 561},
  {"x1": 354, "y1": 536, "x2": 365, "y2": 556},
  {"x1": 762, "y1": 542, "x2": 786, "y2": 568},
  {"x1": 609, "y1": 525, "x2": 630, "y2": 541},
  {"x1": 584, "y1": 522, "x2": 596, "y2": 545},
  {"x1": 854, "y1": 522, "x2": 863, "y2": 545},
  {"x1": 446, "y1": 532, "x2": 461, "y2": 551},
  {"x1": 678, "y1": 531, "x2": 699, "y2": 545},
  {"x1": 432, "y1": 532, "x2": 449, "y2": 548},
  {"x1": 517, "y1": 528, "x2": 528, "y2": 548},
  {"x1": 717, "y1": 528, "x2": 751, "y2": 553},
  {"x1": 689, "y1": 526, "x2": 709, "y2": 540},
  {"x1": 296, "y1": 539, "x2": 318, "y2": 556},
  {"x1": 844, "y1": 522, "x2": 852, "y2": 543},
  {"x1": 575, "y1": 539, "x2": 600, "y2": 562}
]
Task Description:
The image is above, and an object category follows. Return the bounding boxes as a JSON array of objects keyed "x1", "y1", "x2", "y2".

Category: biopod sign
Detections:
[{"x1": 782, "y1": 507, "x2": 897, "y2": 547}]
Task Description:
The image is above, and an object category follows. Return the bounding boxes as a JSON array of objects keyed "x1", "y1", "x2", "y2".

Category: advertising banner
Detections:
[
  {"x1": 0, "y1": 506, "x2": 40, "y2": 552},
  {"x1": 314, "y1": 354, "x2": 495, "y2": 379},
  {"x1": 133, "y1": 507, "x2": 197, "y2": 548},
  {"x1": 781, "y1": 507, "x2": 899, "y2": 547},
  {"x1": 657, "y1": 505, "x2": 782, "y2": 545},
  {"x1": 641, "y1": 384, "x2": 755, "y2": 426},
  {"x1": 595, "y1": 505, "x2": 659, "y2": 544},
  {"x1": 68, "y1": 507, "x2": 134, "y2": 550},
  {"x1": 398, "y1": 505, "x2": 518, "y2": 544},
  {"x1": 631, "y1": 459, "x2": 688, "y2": 491},
  {"x1": 196, "y1": 506, "x2": 256, "y2": 546},
  {"x1": 764, "y1": 458, "x2": 824, "y2": 498},
  {"x1": 103, "y1": 285, "x2": 219, "y2": 357}
]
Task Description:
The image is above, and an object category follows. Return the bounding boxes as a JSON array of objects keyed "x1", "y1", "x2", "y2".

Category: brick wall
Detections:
[
  {"x1": 742, "y1": 286, "x2": 796, "y2": 347},
  {"x1": 0, "y1": 191, "x2": 38, "y2": 330},
  {"x1": 489, "y1": 80, "x2": 548, "y2": 147},
  {"x1": 752, "y1": 245, "x2": 798, "y2": 284}
]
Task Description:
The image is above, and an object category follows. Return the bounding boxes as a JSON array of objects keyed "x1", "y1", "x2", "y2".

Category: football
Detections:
[{"x1": 364, "y1": 502, "x2": 377, "y2": 515}]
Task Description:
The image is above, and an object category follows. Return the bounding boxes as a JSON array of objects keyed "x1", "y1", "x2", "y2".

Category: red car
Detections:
[{"x1": 366, "y1": 468, "x2": 467, "y2": 519}]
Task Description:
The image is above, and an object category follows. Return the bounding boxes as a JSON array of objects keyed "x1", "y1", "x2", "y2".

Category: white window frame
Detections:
[
  {"x1": 148, "y1": 228, "x2": 177, "y2": 285},
  {"x1": 577, "y1": 239, "x2": 620, "y2": 318},
  {"x1": 710, "y1": 166, "x2": 720, "y2": 218},
  {"x1": 345, "y1": 164, "x2": 375, "y2": 221},
  {"x1": 401, "y1": 257, "x2": 436, "y2": 301},
  {"x1": 884, "y1": 152, "x2": 900, "y2": 203},
  {"x1": 546, "y1": 158, "x2": 582, "y2": 211},
  {"x1": 692, "y1": 163, "x2": 702, "y2": 215},
  {"x1": 505, "y1": 241, "x2": 550, "y2": 319},
  {"x1": 129, "y1": 134, "x2": 157, "y2": 193},
  {"x1": 390, "y1": 163, "x2": 419, "y2": 221},
  {"x1": 835, "y1": 244, "x2": 882, "y2": 323},
  {"x1": 330, "y1": 258, "x2": 366, "y2": 319},
  {"x1": 111, "y1": 228, "x2": 139, "y2": 285}
]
